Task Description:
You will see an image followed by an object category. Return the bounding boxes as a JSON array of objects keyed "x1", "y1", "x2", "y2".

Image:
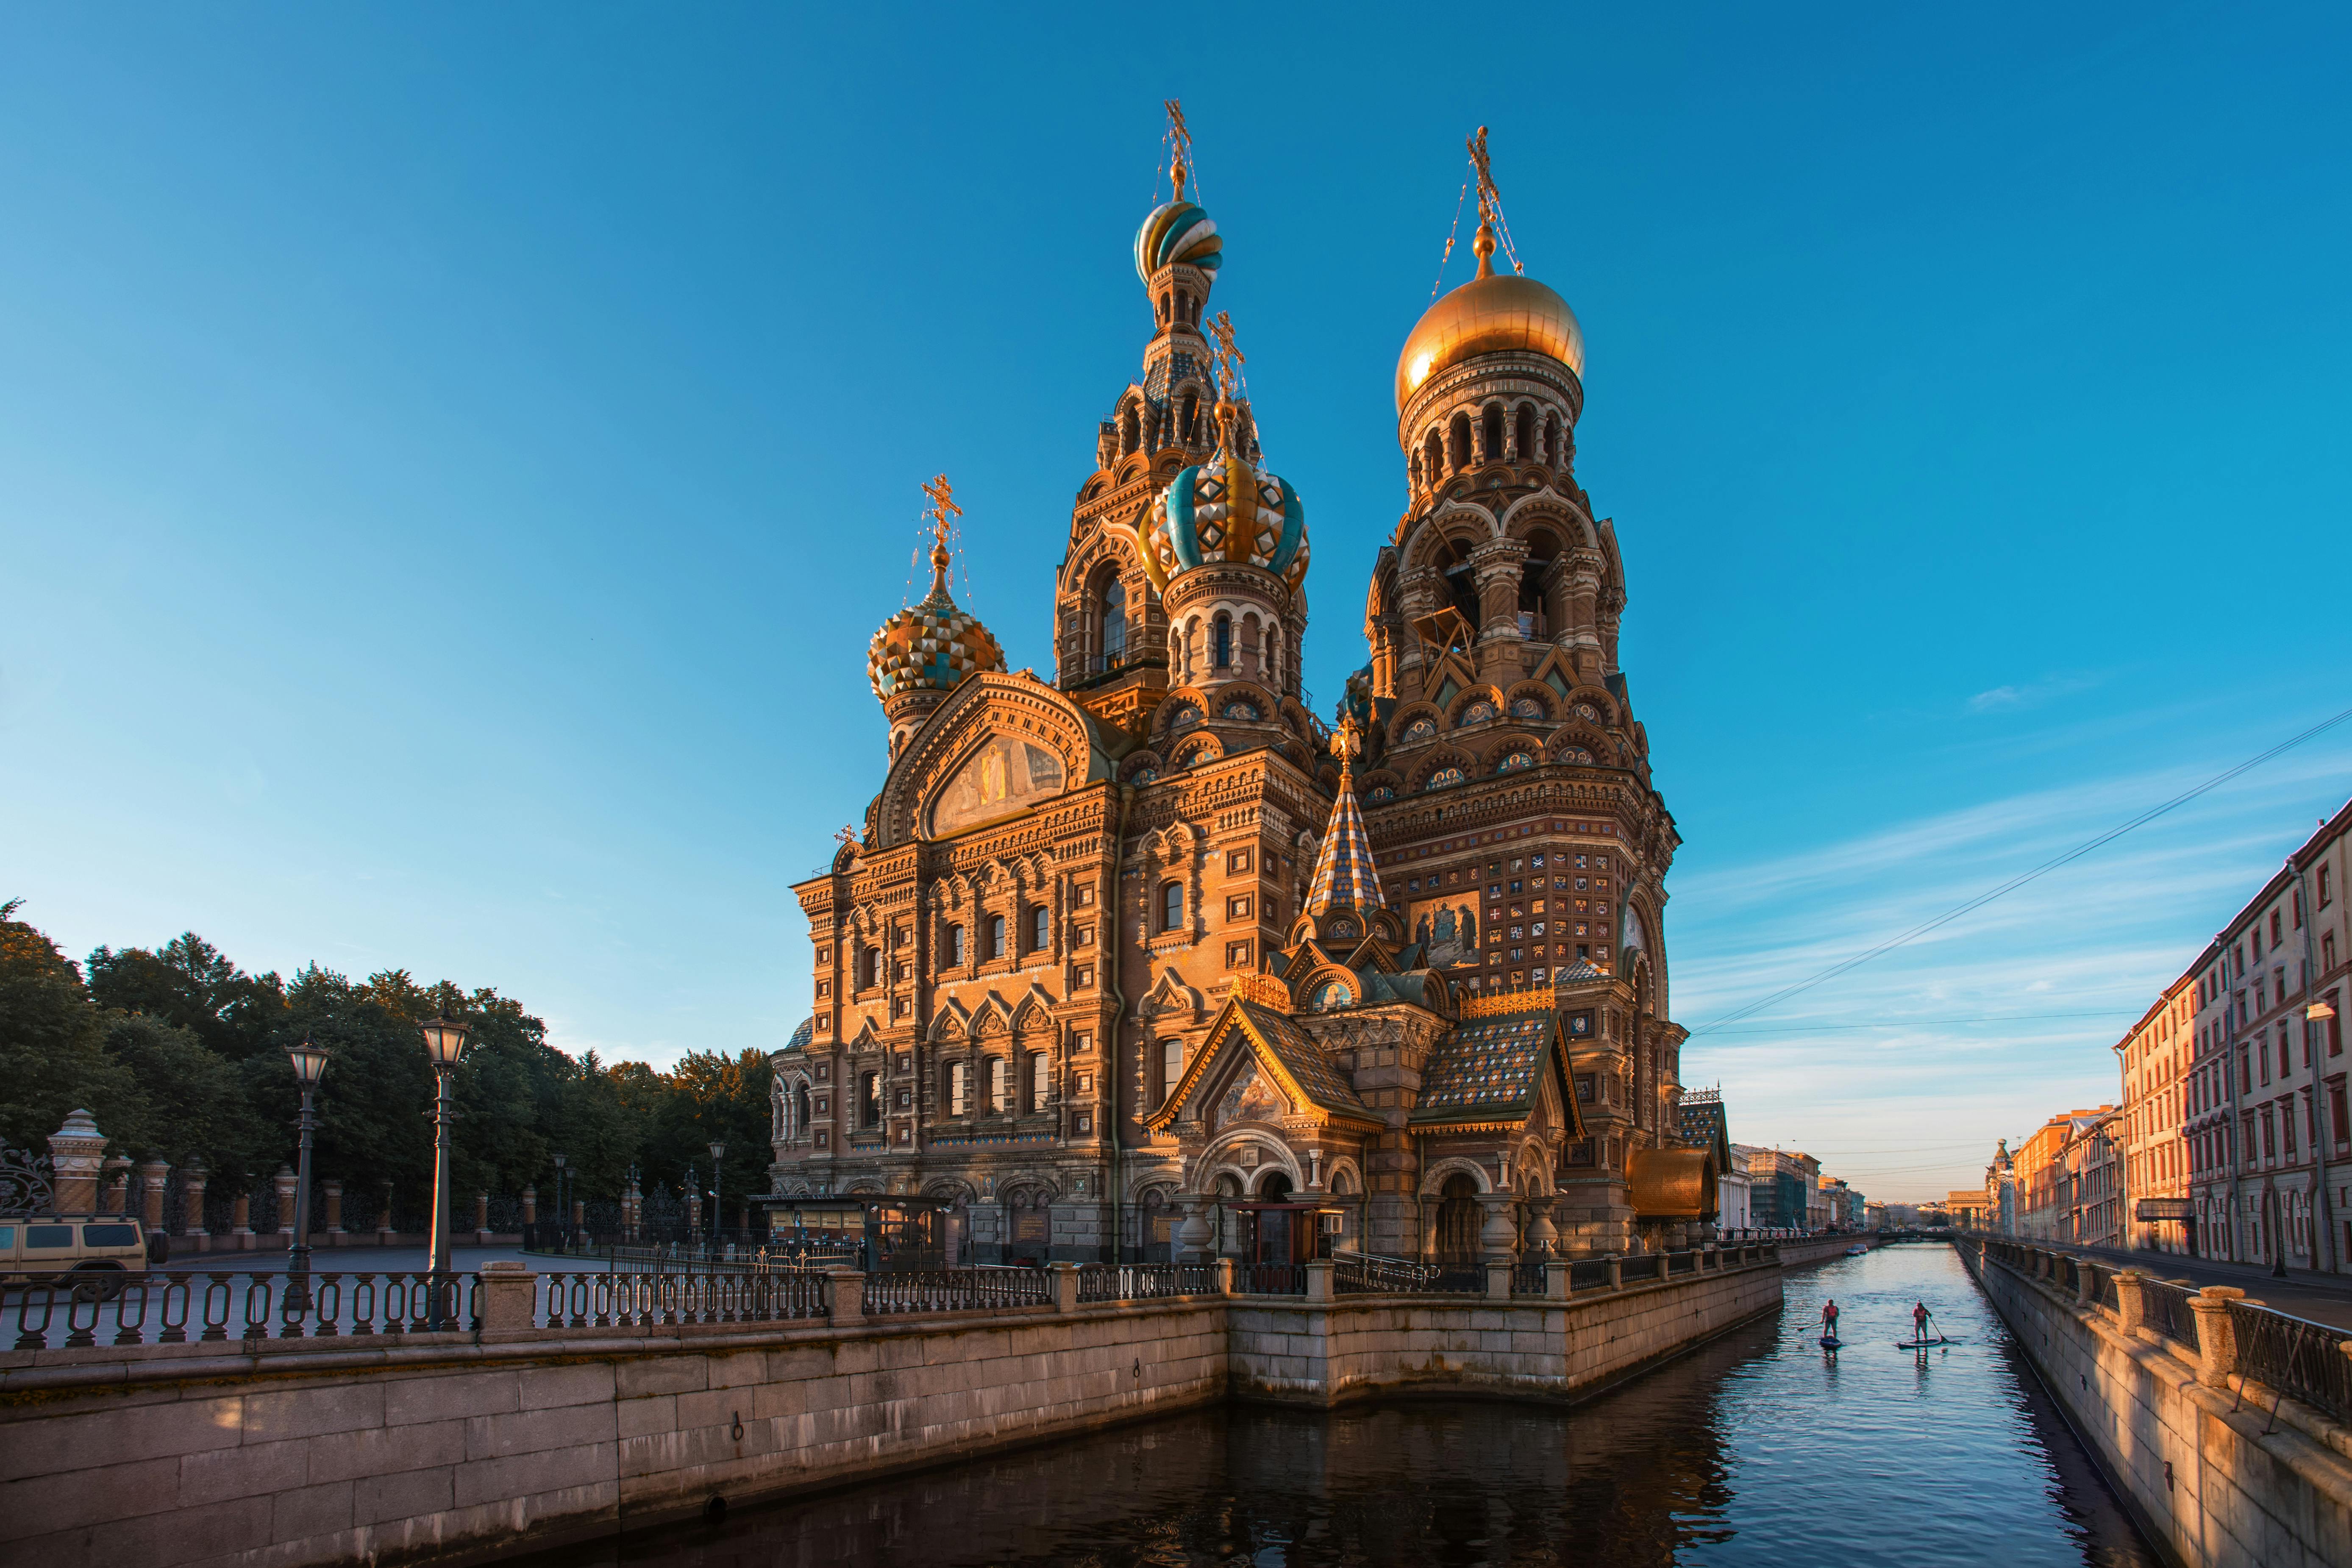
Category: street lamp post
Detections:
[
  {"x1": 417, "y1": 1016, "x2": 471, "y2": 1328},
  {"x1": 284, "y1": 1037, "x2": 332, "y2": 1310},
  {"x1": 709, "y1": 1140, "x2": 726, "y2": 1257},
  {"x1": 551, "y1": 1153, "x2": 568, "y2": 1255}
]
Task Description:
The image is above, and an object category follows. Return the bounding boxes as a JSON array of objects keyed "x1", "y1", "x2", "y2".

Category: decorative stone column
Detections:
[
  {"x1": 572, "y1": 1198, "x2": 586, "y2": 1243},
  {"x1": 376, "y1": 1180, "x2": 396, "y2": 1247},
  {"x1": 181, "y1": 1156, "x2": 209, "y2": 1252},
  {"x1": 478, "y1": 1260, "x2": 538, "y2": 1335},
  {"x1": 1475, "y1": 1192, "x2": 1520, "y2": 1265},
  {"x1": 231, "y1": 1192, "x2": 254, "y2": 1249},
  {"x1": 101, "y1": 1156, "x2": 132, "y2": 1214},
  {"x1": 323, "y1": 1181, "x2": 345, "y2": 1246},
  {"x1": 2187, "y1": 1286, "x2": 2244, "y2": 1388},
  {"x1": 138, "y1": 1158, "x2": 170, "y2": 1240},
  {"x1": 1177, "y1": 1196, "x2": 1215, "y2": 1263},
  {"x1": 2076, "y1": 1260, "x2": 2097, "y2": 1307},
  {"x1": 520, "y1": 1185, "x2": 538, "y2": 1227},
  {"x1": 1522, "y1": 1196, "x2": 1559, "y2": 1261},
  {"x1": 47, "y1": 1109, "x2": 107, "y2": 1214},
  {"x1": 273, "y1": 1165, "x2": 298, "y2": 1248},
  {"x1": 473, "y1": 1192, "x2": 490, "y2": 1244}
]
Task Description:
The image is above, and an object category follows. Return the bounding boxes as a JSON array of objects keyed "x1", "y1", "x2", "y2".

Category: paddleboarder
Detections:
[
  {"x1": 1912, "y1": 1301, "x2": 1931, "y2": 1342},
  {"x1": 1821, "y1": 1298, "x2": 1840, "y2": 1342}
]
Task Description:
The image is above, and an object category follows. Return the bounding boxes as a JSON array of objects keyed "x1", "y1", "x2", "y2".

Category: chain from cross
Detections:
[
  {"x1": 1209, "y1": 311, "x2": 1246, "y2": 398},
  {"x1": 920, "y1": 473, "x2": 961, "y2": 553}
]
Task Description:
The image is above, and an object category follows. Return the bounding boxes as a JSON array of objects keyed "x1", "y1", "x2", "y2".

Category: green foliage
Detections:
[{"x1": 0, "y1": 902, "x2": 773, "y2": 1213}]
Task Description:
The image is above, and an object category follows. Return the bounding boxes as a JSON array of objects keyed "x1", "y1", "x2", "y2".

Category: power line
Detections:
[
  {"x1": 1702, "y1": 1010, "x2": 2132, "y2": 1034},
  {"x1": 1688, "y1": 702, "x2": 2352, "y2": 1038}
]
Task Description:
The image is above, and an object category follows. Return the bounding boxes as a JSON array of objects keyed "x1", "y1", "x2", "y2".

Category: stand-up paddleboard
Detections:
[
  {"x1": 1893, "y1": 1337, "x2": 1962, "y2": 1348},
  {"x1": 1818, "y1": 1335, "x2": 1843, "y2": 1349}
]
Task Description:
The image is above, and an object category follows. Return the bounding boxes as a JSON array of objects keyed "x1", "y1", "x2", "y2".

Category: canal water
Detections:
[{"x1": 547, "y1": 1245, "x2": 2157, "y2": 1567}]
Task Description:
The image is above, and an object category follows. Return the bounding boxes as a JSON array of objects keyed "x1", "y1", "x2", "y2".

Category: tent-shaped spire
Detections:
[{"x1": 1306, "y1": 717, "x2": 1386, "y2": 917}]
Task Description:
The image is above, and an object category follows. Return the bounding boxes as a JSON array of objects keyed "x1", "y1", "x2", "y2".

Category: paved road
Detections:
[{"x1": 2033, "y1": 1240, "x2": 2352, "y2": 1332}]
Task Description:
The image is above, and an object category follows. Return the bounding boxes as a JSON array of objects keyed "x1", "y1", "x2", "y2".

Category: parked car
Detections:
[{"x1": 0, "y1": 1218, "x2": 154, "y2": 1298}]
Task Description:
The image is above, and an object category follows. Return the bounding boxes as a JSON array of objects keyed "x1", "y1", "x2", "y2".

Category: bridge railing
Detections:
[
  {"x1": 533, "y1": 1267, "x2": 827, "y2": 1329},
  {"x1": 2226, "y1": 1300, "x2": 2352, "y2": 1426},
  {"x1": 862, "y1": 1267, "x2": 1054, "y2": 1315},
  {"x1": 1075, "y1": 1262, "x2": 1220, "y2": 1303}
]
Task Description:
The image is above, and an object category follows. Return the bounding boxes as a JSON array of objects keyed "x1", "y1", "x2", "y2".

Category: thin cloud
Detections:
[{"x1": 1966, "y1": 672, "x2": 2103, "y2": 714}]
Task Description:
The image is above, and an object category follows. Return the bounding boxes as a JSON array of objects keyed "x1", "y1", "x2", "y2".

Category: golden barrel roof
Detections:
[{"x1": 1395, "y1": 272, "x2": 1585, "y2": 412}]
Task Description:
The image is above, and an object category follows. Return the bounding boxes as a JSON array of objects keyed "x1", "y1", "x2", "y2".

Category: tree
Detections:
[
  {"x1": 87, "y1": 934, "x2": 285, "y2": 1060},
  {"x1": 0, "y1": 900, "x2": 140, "y2": 1152}
]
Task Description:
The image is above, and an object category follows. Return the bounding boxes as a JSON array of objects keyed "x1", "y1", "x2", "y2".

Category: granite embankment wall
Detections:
[
  {"x1": 1775, "y1": 1234, "x2": 1877, "y2": 1268},
  {"x1": 0, "y1": 1254, "x2": 1781, "y2": 1568},
  {"x1": 1962, "y1": 1239, "x2": 2352, "y2": 1568}
]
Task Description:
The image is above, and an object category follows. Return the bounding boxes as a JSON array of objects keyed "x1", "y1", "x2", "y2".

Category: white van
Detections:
[{"x1": 0, "y1": 1218, "x2": 153, "y2": 1298}]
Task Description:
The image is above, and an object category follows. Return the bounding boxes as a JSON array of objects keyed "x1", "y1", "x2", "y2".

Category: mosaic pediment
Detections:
[{"x1": 927, "y1": 734, "x2": 1067, "y2": 838}]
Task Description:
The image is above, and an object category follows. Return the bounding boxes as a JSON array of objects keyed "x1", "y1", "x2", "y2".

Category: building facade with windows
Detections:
[
  {"x1": 2182, "y1": 796, "x2": 2352, "y2": 1274},
  {"x1": 768, "y1": 128, "x2": 1707, "y2": 1263},
  {"x1": 2115, "y1": 976, "x2": 2195, "y2": 1255}
]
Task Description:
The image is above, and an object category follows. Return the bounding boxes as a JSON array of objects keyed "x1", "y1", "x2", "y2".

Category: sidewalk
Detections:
[{"x1": 2042, "y1": 1239, "x2": 2352, "y2": 1333}]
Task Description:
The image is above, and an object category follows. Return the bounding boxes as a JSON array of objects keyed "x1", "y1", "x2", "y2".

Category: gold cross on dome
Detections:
[
  {"x1": 1209, "y1": 311, "x2": 1246, "y2": 397},
  {"x1": 920, "y1": 473, "x2": 961, "y2": 552},
  {"x1": 1468, "y1": 125, "x2": 1497, "y2": 221},
  {"x1": 1331, "y1": 714, "x2": 1362, "y2": 768},
  {"x1": 1165, "y1": 98, "x2": 1193, "y2": 197},
  {"x1": 834, "y1": 824, "x2": 861, "y2": 853}
]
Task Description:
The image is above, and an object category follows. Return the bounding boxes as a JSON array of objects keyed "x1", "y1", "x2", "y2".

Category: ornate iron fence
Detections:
[
  {"x1": 2136, "y1": 1278, "x2": 2201, "y2": 1352},
  {"x1": 533, "y1": 1268, "x2": 826, "y2": 1329},
  {"x1": 862, "y1": 1268, "x2": 1053, "y2": 1315},
  {"x1": 2226, "y1": 1301, "x2": 2352, "y2": 1426},
  {"x1": 1231, "y1": 1262, "x2": 1307, "y2": 1296},
  {"x1": 1331, "y1": 1251, "x2": 1443, "y2": 1295},
  {"x1": 1074, "y1": 1263, "x2": 1219, "y2": 1303}
]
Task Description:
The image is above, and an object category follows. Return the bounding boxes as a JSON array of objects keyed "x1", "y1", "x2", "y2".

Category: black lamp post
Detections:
[
  {"x1": 417, "y1": 1016, "x2": 471, "y2": 1327},
  {"x1": 709, "y1": 1139, "x2": 726, "y2": 1256},
  {"x1": 284, "y1": 1037, "x2": 331, "y2": 1309},
  {"x1": 552, "y1": 1153, "x2": 569, "y2": 1254}
]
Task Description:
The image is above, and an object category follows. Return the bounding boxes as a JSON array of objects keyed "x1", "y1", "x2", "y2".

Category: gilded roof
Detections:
[{"x1": 1396, "y1": 272, "x2": 1585, "y2": 412}]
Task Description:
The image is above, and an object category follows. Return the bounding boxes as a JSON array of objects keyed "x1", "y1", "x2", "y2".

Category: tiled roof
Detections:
[
  {"x1": 1235, "y1": 1000, "x2": 1368, "y2": 1117},
  {"x1": 1414, "y1": 1010, "x2": 1557, "y2": 1123},
  {"x1": 784, "y1": 1016, "x2": 814, "y2": 1053},
  {"x1": 1306, "y1": 770, "x2": 1386, "y2": 915}
]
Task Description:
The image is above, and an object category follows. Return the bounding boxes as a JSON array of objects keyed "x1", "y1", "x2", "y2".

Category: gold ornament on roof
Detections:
[{"x1": 1331, "y1": 714, "x2": 1363, "y2": 772}]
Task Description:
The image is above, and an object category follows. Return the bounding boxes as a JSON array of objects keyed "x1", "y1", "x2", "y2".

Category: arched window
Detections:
[
  {"x1": 1029, "y1": 905, "x2": 1050, "y2": 952},
  {"x1": 1179, "y1": 393, "x2": 1199, "y2": 445},
  {"x1": 859, "y1": 1071, "x2": 882, "y2": 1129},
  {"x1": 987, "y1": 1057, "x2": 1009, "y2": 1113},
  {"x1": 1481, "y1": 406, "x2": 1504, "y2": 463},
  {"x1": 1159, "y1": 1040, "x2": 1184, "y2": 1106},
  {"x1": 1026, "y1": 1050, "x2": 1048, "y2": 1113},
  {"x1": 1213, "y1": 616, "x2": 1232, "y2": 667},
  {"x1": 1101, "y1": 577, "x2": 1127, "y2": 662},
  {"x1": 987, "y1": 914, "x2": 1007, "y2": 960},
  {"x1": 794, "y1": 1082, "x2": 811, "y2": 1137},
  {"x1": 1435, "y1": 537, "x2": 1481, "y2": 628},
  {"x1": 947, "y1": 1061, "x2": 969, "y2": 1116},
  {"x1": 1161, "y1": 880, "x2": 1184, "y2": 932},
  {"x1": 859, "y1": 947, "x2": 879, "y2": 989},
  {"x1": 1542, "y1": 411, "x2": 1561, "y2": 466},
  {"x1": 1436, "y1": 1173, "x2": 1480, "y2": 1266},
  {"x1": 1424, "y1": 429, "x2": 1445, "y2": 483},
  {"x1": 1514, "y1": 405, "x2": 1534, "y2": 461},
  {"x1": 1448, "y1": 412, "x2": 1472, "y2": 470},
  {"x1": 945, "y1": 923, "x2": 965, "y2": 966},
  {"x1": 1120, "y1": 403, "x2": 1140, "y2": 455}
]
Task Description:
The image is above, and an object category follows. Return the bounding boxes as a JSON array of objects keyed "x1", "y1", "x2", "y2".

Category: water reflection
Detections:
[{"x1": 537, "y1": 1246, "x2": 2155, "y2": 1567}]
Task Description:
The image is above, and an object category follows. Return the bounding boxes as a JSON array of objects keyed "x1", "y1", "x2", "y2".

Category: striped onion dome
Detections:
[
  {"x1": 867, "y1": 548, "x2": 1006, "y2": 701},
  {"x1": 1134, "y1": 196, "x2": 1222, "y2": 281},
  {"x1": 1136, "y1": 403, "x2": 1308, "y2": 596}
]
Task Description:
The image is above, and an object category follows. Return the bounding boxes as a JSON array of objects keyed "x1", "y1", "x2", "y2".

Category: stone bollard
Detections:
[
  {"x1": 1214, "y1": 1257, "x2": 1237, "y2": 1296},
  {"x1": 323, "y1": 1181, "x2": 344, "y2": 1246},
  {"x1": 1048, "y1": 1260, "x2": 1081, "y2": 1312},
  {"x1": 182, "y1": 1158, "x2": 210, "y2": 1251},
  {"x1": 2187, "y1": 1287, "x2": 2244, "y2": 1387},
  {"x1": 2077, "y1": 1261, "x2": 2097, "y2": 1307},
  {"x1": 232, "y1": 1193, "x2": 254, "y2": 1249},
  {"x1": 1485, "y1": 1260, "x2": 1514, "y2": 1301},
  {"x1": 827, "y1": 1267, "x2": 866, "y2": 1325},
  {"x1": 47, "y1": 1109, "x2": 107, "y2": 1213},
  {"x1": 1606, "y1": 1254, "x2": 1624, "y2": 1290},
  {"x1": 2113, "y1": 1270, "x2": 2146, "y2": 1334},
  {"x1": 273, "y1": 1166, "x2": 297, "y2": 1248},
  {"x1": 1304, "y1": 1260, "x2": 1334, "y2": 1303},
  {"x1": 478, "y1": 1260, "x2": 538, "y2": 1334},
  {"x1": 1545, "y1": 1261, "x2": 1570, "y2": 1301},
  {"x1": 475, "y1": 1192, "x2": 492, "y2": 1246}
]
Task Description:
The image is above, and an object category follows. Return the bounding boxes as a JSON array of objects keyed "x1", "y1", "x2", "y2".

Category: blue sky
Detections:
[{"x1": 5, "y1": 6, "x2": 2347, "y2": 1200}]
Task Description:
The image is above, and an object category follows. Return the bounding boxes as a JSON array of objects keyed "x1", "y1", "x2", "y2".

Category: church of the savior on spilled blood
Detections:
[{"x1": 768, "y1": 122, "x2": 1721, "y2": 1269}]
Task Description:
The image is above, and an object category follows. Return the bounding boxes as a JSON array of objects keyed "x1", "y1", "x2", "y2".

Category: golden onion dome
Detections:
[{"x1": 1395, "y1": 271, "x2": 1585, "y2": 412}]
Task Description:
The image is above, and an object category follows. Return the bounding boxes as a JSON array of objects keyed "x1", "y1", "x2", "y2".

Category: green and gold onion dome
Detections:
[
  {"x1": 1395, "y1": 266, "x2": 1584, "y2": 412},
  {"x1": 868, "y1": 543, "x2": 1006, "y2": 701},
  {"x1": 1137, "y1": 401, "x2": 1308, "y2": 596},
  {"x1": 1134, "y1": 192, "x2": 1222, "y2": 281}
]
